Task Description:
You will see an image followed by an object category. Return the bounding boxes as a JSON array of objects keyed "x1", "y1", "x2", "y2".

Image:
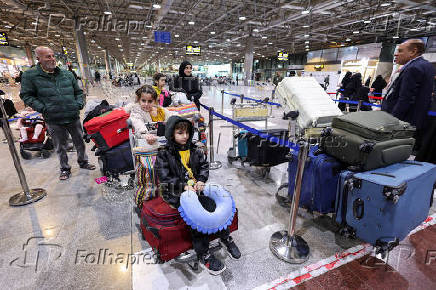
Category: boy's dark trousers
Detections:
[{"x1": 190, "y1": 195, "x2": 230, "y2": 258}]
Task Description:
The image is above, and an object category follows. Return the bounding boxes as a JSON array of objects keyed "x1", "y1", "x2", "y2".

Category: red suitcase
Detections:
[
  {"x1": 84, "y1": 109, "x2": 129, "y2": 151},
  {"x1": 140, "y1": 196, "x2": 238, "y2": 262}
]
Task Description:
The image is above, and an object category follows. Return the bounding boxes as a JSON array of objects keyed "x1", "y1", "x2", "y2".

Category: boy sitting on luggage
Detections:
[{"x1": 155, "y1": 115, "x2": 241, "y2": 275}]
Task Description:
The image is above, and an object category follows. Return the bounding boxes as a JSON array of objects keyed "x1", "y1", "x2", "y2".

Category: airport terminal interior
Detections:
[{"x1": 1, "y1": 0, "x2": 436, "y2": 289}]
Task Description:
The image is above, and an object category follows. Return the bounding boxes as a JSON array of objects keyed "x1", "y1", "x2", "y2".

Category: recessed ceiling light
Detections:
[
  {"x1": 393, "y1": 35, "x2": 399, "y2": 39},
  {"x1": 5, "y1": 25, "x2": 12, "y2": 28},
  {"x1": 239, "y1": 16, "x2": 246, "y2": 21},
  {"x1": 304, "y1": 34, "x2": 310, "y2": 38},
  {"x1": 380, "y1": 2, "x2": 391, "y2": 7},
  {"x1": 226, "y1": 39, "x2": 231, "y2": 42},
  {"x1": 55, "y1": 34, "x2": 61, "y2": 37},
  {"x1": 253, "y1": 28, "x2": 259, "y2": 32},
  {"x1": 175, "y1": 34, "x2": 179, "y2": 37},
  {"x1": 301, "y1": 10, "x2": 310, "y2": 15},
  {"x1": 188, "y1": 21, "x2": 195, "y2": 25},
  {"x1": 194, "y1": 41, "x2": 198, "y2": 43},
  {"x1": 409, "y1": 28, "x2": 419, "y2": 31},
  {"x1": 305, "y1": 40, "x2": 309, "y2": 44},
  {"x1": 262, "y1": 36, "x2": 267, "y2": 39},
  {"x1": 353, "y1": 30, "x2": 360, "y2": 34},
  {"x1": 104, "y1": 11, "x2": 112, "y2": 15},
  {"x1": 142, "y1": 36, "x2": 147, "y2": 39},
  {"x1": 305, "y1": 45, "x2": 309, "y2": 48},
  {"x1": 364, "y1": 20, "x2": 371, "y2": 24},
  {"x1": 303, "y1": 25, "x2": 310, "y2": 28},
  {"x1": 153, "y1": 4, "x2": 161, "y2": 9},
  {"x1": 210, "y1": 31, "x2": 215, "y2": 35},
  {"x1": 346, "y1": 38, "x2": 351, "y2": 41},
  {"x1": 268, "y1": 42, "x2": 273, "y2": 45},
  {"x1": 305, "y1": 48, "x2": 309, "y2": 51}
]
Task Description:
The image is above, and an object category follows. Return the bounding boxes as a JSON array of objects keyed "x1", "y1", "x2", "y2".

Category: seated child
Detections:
[
  {"x1": 124, "y1": 85, "x2": 176, "y2": 145},
  {"x1": 17, "y1": 107, "x2": 44, "y2": 142},
  {"x1": 155, "y1": 116, "x2": 241, "y2": 275}
]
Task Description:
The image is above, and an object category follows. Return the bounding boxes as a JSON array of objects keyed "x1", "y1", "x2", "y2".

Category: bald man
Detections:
[
  {"x1": 20, "y1": 46, "x2": 95, "y2": 180},
  {"x1": 382, "y1": 39, "x2": 435, "y2": 151}
]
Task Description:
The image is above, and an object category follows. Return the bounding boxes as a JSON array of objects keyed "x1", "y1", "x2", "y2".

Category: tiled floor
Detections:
[{"x1": 0, "y1": 82, "x2": 435, "y2": 289}]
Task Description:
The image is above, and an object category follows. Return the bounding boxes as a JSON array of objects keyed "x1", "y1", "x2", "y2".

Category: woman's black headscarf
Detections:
[{"x1": 179, "y1": 61, "x2": 192, "y2": 77}]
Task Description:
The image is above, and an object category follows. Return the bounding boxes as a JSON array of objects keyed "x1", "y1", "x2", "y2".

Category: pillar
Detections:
[
  {"x1": 244, "y1": 36, "x2": 254, "y2": 86},
  {"x1": 375, "y1": 42, "x2": 395, "y2": 80},
  {"x1": 104, "y1": 49, "x2": 112, "y2": 75},
  {"x1": 25, "y1": 44, "x2": 34, "y2": 66},
  {"x1": 73, "y1": 18, "x2": 92, "y2": 91}
]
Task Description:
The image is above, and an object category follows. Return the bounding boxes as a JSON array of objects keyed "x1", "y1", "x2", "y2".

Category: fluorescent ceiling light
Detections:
[
  {"x1": 226, "y1": 39, "x2": 231, "y2": 42},
  {"x1": 55, "y1": 34, "x2": 61, "y2": 37},
  {"x1": 409, "y1": 28, "x2": 419, "y2": 31},
  {"x1": 301, "y1": 10, "x2": 310, "y2": 15},
  {"x1": 262, "y1": 36, "x2": 267, "y2": 39},
  {"x1": 253, "y1": 29, "x2": 259, "y2": 32},
  {"x1": 115, "y1": 38, "x2": 120, "y2": 41},
  {"x1": 210, "y1": 31, "x2": 215, "y2": 35},
  {"x1": 104, "y1": 11, "x2": 112, "y2": 15},
  {"x1": 304, "y1": 34, "x2": 310, "y2": 38},
  {"x1": 305, "y1": 45, "x2": 309, "y2": 48},
  {"x1": 239, "y1": 16, "x2": 246, "y2": 21},
  {"x1": 153, "y1": 4, "x2": 161, "y2": 9},
  {"x1": 393, "y1": 35, "x2": 399, "y2": 39},
  {"x1": 380, "y1": 2, "x2": 391, "y2": 7},
  {"x1": 364, "y1": 20, "x2": 371, "y2": 24},
  {"x1": 175, "y1": 34, "x2": 179, "y2": 37},
  {"x1": 5, "y1": 25, "x2": 12, "y2": 28},
  {"x1": 128, "y1": 4, "x2": 143, "y2": 9},
  {"x1": 353, "y1": 30, "x2": 360, "y2": 34},
  {"x1": 146, "y1": 25, "x2": 153, "y2": 28},
  {"x1": 346, "y1": 38, "x2": 351, "y2": 41},
  {"x1": 194, "y1": 41, "x2": 198, "y2": 43},
  {"x1": 305, "y1": 40, "x2": 309, "y2": 44},
  {"x1": 305, "y1": 48, "x2": 309, "y2": 51},
  {"x1": 268, "y1": 42, "x2": 273, "y2": 45},
  {"x1": 303, "y1": 25, "x2": 310, "y2": 28}
]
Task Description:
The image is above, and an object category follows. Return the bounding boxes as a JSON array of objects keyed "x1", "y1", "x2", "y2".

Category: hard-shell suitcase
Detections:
[
  {"x1": 140, "y1": 197, "x2": 239, "y2": 262},
  {"x1": 322, "y1": 111, "x2": 415, "y2": 171},
  {"x1": 98, "y1": 141, "x2": 134, "y2": 176},
  {"x1": 84, "y1": 108, "x2": 130, "y2": 151},
  {"x1": 275, "y1": 77, "x2": 342, "y2": 129},
  {"x1": 335, "y1": 161, "x2": 436, "y2": 254},
  {"x1": 288, "y1": 147, "x2": 343, "y2": 213},
  {"x1": 246, "y1": 129, "x2": 290, "y2": 167},
  {"x1": 237, "y1": 130, "x2": 248, "y2": 158}
]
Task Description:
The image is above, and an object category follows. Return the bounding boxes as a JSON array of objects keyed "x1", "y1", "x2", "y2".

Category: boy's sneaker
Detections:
[
  {"x1": 221, "y1": 236, "x2": 241, "y2": 260},
  {"x1": 199, "y1": 253, "x2": 226, "y2": 275}
]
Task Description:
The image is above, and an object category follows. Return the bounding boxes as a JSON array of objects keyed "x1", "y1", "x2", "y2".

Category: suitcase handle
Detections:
[
  {"x1": 353, "y1": 198, "x2": 364, "y2": 220},
  {"x1": 401, "y1": 161, "x2": 423, "y2": 166}
]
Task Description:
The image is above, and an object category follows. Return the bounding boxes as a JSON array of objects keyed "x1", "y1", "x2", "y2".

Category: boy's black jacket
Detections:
[{"x1": 155, "y1": 115, "x2": 209, "y2": 208}]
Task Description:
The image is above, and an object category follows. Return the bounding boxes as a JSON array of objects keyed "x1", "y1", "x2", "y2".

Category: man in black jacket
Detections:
[{"x1": 382, "y1": 39, "x2": 435, "y2": 151}]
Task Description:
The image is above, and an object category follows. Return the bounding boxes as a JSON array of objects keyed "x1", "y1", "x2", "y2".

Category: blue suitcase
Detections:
[
  {"x1": 288, "y1": 147, "x2": 343, "y2": 214},
  {"x1": 336, "y1": 160, "x2": 436, "y2": 253},
  {"x1": 237, "y1": 130, "x2": 248, "y2": 158},
  {"x1": 97, "y1": 141, "x2": 134, "y2": 177}
]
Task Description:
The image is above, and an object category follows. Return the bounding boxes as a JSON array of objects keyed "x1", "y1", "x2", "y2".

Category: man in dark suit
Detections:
[{"x1": 382, "y1": 39, "x2": 435, "y2": 151}]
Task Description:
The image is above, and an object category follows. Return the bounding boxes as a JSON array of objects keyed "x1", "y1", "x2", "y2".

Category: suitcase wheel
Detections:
[
  {"x1": 20, "y1": 148, "x2": 32, "y2": 160},
  {"x1": 41, "y1": 149, "x2": 51, "y2": 159},
  {"x1": 338, "y1": 225, "x2": 355, "y2": 239}
]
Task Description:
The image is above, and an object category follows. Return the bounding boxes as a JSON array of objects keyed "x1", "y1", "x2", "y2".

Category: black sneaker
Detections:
[
  {"x1": 221, "y1": 236, "x2": 241, "y2": 260},
  {"x1": 79, "y1": 163, "x2": 96, "y2": 170},
  {"x1": 200, "y1": 253, "x2": 226, "y2": 275}
]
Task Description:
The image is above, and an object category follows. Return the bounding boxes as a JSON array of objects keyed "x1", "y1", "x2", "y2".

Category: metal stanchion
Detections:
[
  {"x1": 357, "y1": 100, "x2": 363, "y2": 112},
  {"x1": 221, "y1": 90, "x2": 225, "y2": 114},
  {"x1": 0, "y1": 98, "x2": 47, "y2": 206},
  {"x1": 270, "y1": 140, "x2": 310, "y2": 263},
  {"x1": 240, "y1": 94, "x2": 244, "y2": 104},
  {"x1": 208, "y1": 107, "x2": 222, "y2": 170}
]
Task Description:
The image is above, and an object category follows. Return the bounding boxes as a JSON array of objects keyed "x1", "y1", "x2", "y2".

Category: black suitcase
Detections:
[
  {"x1": 98, "y1": 141, "x2": 134, "y2": 176},
  {"x1": 246, "y1": 129, "x2": 290, "y2": 166}
]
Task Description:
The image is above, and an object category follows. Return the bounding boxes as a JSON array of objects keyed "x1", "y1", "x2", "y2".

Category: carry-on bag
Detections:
[
  {"x1": 237, "y1": 130, "x2": 248, "y2": 158},
  {"x1": 287, "y1": 147, "x2": 343, "y2": 213},
  {"x1": 246, "y1": 129, "x2": 290, "y2": 167},
  {"x1": 321, "y1": 111, "x2": 415, "y2": 171},
  {"x1": 275, "y1": 77, "x2": 342, "y2": 129},
  {"x1": 140, "y1": 197, "x2": 238, "y2": 262},
  {"x1": 84, "y1": 108, "x2": 130, "y2": 151},
  {"x1": 335, "y1": 160, "x2": 436, "y2": 254},
  {"x1": 98, "y1": 141, "x2": 134, "y2": 176}
]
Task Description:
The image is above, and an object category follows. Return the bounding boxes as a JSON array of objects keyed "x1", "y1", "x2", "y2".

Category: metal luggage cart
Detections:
[{"x1": 226, "y1": 102, "x2": 270, "y2": 175}]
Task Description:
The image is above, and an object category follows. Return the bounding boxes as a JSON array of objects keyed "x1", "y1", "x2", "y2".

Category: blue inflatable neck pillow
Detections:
[{"x1": 178, "y1": 184, "x2": 236, "y2": 234}]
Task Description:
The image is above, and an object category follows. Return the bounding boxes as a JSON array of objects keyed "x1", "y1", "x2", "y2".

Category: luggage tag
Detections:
[{"x1": 95, "y1": 176, "x2": 108, "y2": 184}]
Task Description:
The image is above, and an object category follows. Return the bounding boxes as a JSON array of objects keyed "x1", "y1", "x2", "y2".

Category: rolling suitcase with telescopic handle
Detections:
[{"x1": 335, "y1": 160, "x2": 436, "y2": 256}]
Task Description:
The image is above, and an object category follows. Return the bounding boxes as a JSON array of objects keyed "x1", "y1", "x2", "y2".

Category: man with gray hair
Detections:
[
  {"x1": 20, "y1": 46, "x2": 95, "y2": 180},
  {"x1": 382, "y1": 39, "x2": 435, "y2": 152}
]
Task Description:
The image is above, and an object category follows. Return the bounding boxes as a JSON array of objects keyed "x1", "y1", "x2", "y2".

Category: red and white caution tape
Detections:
[{"x1": 255, "y1": 213, "x2": 436, "y2": 290}]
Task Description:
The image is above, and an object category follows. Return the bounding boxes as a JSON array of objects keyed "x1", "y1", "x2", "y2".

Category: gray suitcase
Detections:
[{"x1": 321, "y1": 111, "x2": 415, "y2": 170}]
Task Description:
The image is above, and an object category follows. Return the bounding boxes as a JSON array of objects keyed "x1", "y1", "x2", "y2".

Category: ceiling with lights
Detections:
[{"x1": 0, "y1": 0, "x2": 435, "y2": 68}]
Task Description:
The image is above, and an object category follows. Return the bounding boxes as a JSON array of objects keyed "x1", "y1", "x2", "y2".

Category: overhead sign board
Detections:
[
  {"x1": 186, "y1": 45, "x2": 201, "y2": 55},
  {"x1": 0, "y1": 32, "x2": 9, "y2": 46},
  {"x1": 278, "y1": 51, "x2": 288, "y2": 61},
  {"x1": 154, "y1": 31, "x2": 171, "y2": 44}
]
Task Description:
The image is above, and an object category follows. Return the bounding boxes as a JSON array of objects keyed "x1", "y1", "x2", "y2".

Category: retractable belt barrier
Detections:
[
  {"x1": 223, "y1": 91, "x2": 282, "y2": 107},
  {"x1": 200, "y1": 103, "x2": 299, "y2": 151}
]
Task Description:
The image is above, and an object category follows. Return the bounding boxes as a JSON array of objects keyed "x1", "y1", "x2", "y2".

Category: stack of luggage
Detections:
[
  {"x1": 286, "y1": 110, "x2": 436, "y2": 256},
  {"x1": 83, "y1": 101, "x2": 134, "y2": 178}
]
